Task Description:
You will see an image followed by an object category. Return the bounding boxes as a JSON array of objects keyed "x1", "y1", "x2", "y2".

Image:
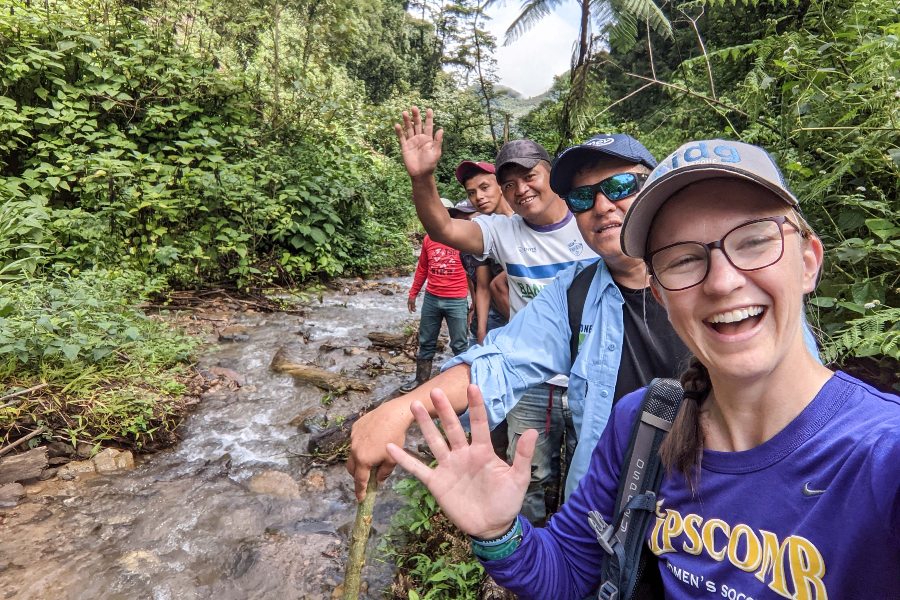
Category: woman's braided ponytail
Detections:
[{"x1": 659, "y1": 356, "x2": 710, "y2": 493}]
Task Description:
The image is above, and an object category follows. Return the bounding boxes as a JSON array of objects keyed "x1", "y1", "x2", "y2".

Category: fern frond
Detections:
[
  {"x1": 823, "y1": 307, "x2": 900, "y2": 362},
  {"x1": 619, "y1": 0, "x2": 673, "y2": 39},
  {"x1": 607, "y1": 10, "x2": 638, "y2": 53}
]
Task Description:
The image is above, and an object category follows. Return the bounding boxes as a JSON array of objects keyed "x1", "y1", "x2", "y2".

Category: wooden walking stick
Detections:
[{"x1": 342, "y1": 469, "x2": 379, "y2": 599}]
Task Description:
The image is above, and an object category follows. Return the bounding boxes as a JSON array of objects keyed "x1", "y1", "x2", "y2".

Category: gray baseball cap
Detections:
[
  {"x1": 621, "y1": 139, "x2": 800, "y2": 258},
  {"x1": 495, "y1": 139, "x2": 551, "y2": 179}
]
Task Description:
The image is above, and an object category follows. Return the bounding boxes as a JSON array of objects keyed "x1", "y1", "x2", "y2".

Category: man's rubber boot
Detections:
[{"x1": 400, "y1": 359, "x2": 432, "y2": 393}]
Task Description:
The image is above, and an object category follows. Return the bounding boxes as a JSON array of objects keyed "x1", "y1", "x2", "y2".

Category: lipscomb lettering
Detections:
[
  {"x1": 649, "y1": 502, "x2": 828, "y2": 600},
  {"x1": 649, "y1": 142, "x2": 742, "y2": 182}
]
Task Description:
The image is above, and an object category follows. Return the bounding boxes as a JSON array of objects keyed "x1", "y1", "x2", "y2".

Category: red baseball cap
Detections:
[{"x1": 455, "y1": 161, "x2": 496, "y2": 185}]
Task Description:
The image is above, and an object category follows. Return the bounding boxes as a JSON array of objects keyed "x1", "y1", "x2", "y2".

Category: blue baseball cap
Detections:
[
  {"x1": 550, "y1": 134, "x2": 658, "y2": 196},
  {"x1": 621, "y1": 139, "x2": 800, "y2": 258}
]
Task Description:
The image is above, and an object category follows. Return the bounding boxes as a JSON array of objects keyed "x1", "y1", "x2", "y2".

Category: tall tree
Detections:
[{"x1": 487, "y1": 0, "x2": 671, "y2": 149}]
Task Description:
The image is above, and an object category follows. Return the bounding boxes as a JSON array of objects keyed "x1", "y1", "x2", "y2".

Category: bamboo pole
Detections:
[
  {"x1": 0, "y1": 383, "x2": 48, "y2": 409},
  {"x1": 341, "y1": 470, "x2": 379, "y2": 599},
  {"x1": 0, "y1": 427, "x2": 47, "y2": 458}
]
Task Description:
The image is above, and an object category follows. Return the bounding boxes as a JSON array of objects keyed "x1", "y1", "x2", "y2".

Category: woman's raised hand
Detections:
[{"x1": 386, "y1": 384, "x2": 536, "y2": 540}]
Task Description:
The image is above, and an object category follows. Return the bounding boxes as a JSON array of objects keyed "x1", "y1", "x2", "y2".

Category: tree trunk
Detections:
[
  {"x1": 271, "y1": 0, "x2": 282, "y2": 126},
  {"x1": 271, "y1": 347, "x2": 373, "y2": 394},
  {"x1": 366, "y1": 331, "x2": 415, "y2": 350}
]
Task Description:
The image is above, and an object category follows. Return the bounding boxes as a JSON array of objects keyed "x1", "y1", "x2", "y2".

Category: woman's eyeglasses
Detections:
[
  {"x1": 564, "y1": 172, "x2": 649, "y2": 213},
  {"x1": 647, "y1": 216, "x2": 807, "y2": 291}
]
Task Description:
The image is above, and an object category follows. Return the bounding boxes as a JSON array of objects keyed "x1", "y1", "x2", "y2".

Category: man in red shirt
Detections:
[{"x1": 402, "y1": 198, "x2": 470, "y2": 392}]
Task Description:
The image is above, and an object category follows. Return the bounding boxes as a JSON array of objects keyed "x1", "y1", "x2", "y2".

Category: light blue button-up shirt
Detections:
[
  {"x1": 444, "y1": 260, "x2": 620, "y2": 498},
  {"x1": 443, "y1": 259, "x2": 822, "y2": 500}
]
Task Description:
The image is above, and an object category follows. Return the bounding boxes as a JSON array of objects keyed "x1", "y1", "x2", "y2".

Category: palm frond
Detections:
[{"x1": 500, "y1": 0, "x2": 568, "y2": 45}]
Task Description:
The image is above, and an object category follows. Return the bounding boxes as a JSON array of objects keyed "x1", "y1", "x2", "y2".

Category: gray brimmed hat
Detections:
[
  {"x1": 450, "y1": 199, "x2": 477, "y2": 214},
  {"x1": 621, "y1": 139, "x2": 800, "y2": 258},
  {"x1": 495, "y1": 140, "x2": 551, "y2": 178},
  {"x1": 550, "y1": 134, "x2": 658, "y2": 196}
]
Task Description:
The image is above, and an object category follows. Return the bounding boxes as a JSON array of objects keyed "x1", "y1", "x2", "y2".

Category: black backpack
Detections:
[
  {"x1": 565, "y1": 261, "x2": 683, "y2": 600},
  {"x1": 589, "y1": 378, "x2": 683, "y2": 600}
]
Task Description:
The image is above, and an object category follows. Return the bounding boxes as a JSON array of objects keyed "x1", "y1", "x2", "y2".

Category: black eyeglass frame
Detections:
[
  {"x1": 563, "y1": 172, "x2": 649, "y2": 214},
  {"x1": 646, "y1": 215, "x2": 808, "y2": 292}
]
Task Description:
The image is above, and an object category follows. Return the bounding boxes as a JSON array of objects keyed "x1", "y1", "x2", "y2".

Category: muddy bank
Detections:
[{"x1": 0, "y1": 276, "x2": 449, "y2": 599}]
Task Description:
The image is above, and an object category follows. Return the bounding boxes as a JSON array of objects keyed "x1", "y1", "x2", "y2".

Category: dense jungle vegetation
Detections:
[{"x1": 0, "y1": 0, "x2": 897, "y2": 594}]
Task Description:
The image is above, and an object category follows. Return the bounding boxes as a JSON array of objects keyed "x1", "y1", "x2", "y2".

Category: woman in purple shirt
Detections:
[{"x1": 385, "y1": 140, "x2": 900, "y2": 600}]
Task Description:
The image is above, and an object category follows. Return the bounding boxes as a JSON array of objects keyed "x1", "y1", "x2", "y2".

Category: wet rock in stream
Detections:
[
  {"x1": 0, "y1": 483, "x2": 25, "y2": 508},
  {"x1": 248, "y1": 470, "x2": 301, "y2": 499},
  {"x1": 218, "y1": 326, "x2": 251, "y2": 342}
]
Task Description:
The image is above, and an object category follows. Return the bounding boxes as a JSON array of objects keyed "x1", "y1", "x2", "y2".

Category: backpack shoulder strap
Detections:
[
  {"x1": 567, "y1": 260, "x2": 600, "y2": 367},
  {"x1": 590, "y1": 378, "x2": 684, "y2": 600}
]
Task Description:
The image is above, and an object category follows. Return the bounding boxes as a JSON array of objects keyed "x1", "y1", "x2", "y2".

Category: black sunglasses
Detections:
[{"x1": 564, "y1": 172, "x2": 649, "y2": 213}]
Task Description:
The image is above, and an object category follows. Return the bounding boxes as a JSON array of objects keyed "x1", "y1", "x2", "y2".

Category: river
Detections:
[{"x1": 0, "y1": 276, "x2": 442, "y2": 600}]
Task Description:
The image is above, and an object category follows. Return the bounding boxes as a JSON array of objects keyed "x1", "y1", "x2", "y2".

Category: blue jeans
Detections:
[
  {"x1": 417, "y1": 292, "x2": 469, "y2": 360},
  {"x1": 468, "y1": 306, "x2": 509, "y2": 338},
  {"x1": 506, "y1": 382, "x2": 576, "y2": 525}
]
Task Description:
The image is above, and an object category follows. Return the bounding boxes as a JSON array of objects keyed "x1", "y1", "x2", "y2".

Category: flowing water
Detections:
[{"x1": 0, "y1": 277, "x2": 445, "y2": 600}]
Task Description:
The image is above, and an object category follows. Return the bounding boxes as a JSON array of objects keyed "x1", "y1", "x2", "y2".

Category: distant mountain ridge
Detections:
[{"x1": 490, "y1": 85, "x2": 554, "y2": 119}]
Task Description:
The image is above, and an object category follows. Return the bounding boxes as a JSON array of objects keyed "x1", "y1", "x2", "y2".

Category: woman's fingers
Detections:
[
  {"x1": 430, "y1": 388, "x2": 468, "y2": 450},
  {"x1": 510, "y1": 428, "x2": 537, "y2": 489},
  {"x1": 409, "y1": 400, "x2": 451, "y2": 461},
  {"x1": 466, "y1": 384, "x2": 492, "y2": 448},
  {"x1": 386, "y1": 443, "x2": 433, "y2": 484}
]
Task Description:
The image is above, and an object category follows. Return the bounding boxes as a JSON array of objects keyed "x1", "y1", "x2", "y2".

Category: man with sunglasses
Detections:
[{"x1": 347, "y1": 124, "x2": 690, "y2": 508}]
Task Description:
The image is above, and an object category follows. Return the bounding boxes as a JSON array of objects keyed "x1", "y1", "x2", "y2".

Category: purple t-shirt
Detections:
[{"x1": 484, "y1": 371, "x2": 900, "y2": 599}]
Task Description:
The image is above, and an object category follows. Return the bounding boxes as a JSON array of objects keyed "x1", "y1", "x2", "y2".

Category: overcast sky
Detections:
[{"x1": 482, "y1": 1, "x2": 581, "y2": 98}]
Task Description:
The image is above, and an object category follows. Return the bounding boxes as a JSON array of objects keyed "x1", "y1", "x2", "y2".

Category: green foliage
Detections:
[
  {"x1": 722, "y1": 0, "x2": 899, "y2": 366},
  {"x1": 0, "y1": 193, "x2": 49, "y2": 286},
  {"x1": 382, "y1": 477, "x2": 484, "y2": 599},
  {"x1": 0, "y1": 270, "x2": 183, "y2": 370},
  {"x1": 0, "y1": 0, "x2": 430, "y2": 289},
  {"x1": 0, "y1": 268, "x2": 198, "y2": 447}
]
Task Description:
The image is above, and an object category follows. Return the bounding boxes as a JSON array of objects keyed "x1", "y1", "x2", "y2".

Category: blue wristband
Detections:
[{"x1": 470, "y1": 518, "x2": 523, "y2": 561}]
